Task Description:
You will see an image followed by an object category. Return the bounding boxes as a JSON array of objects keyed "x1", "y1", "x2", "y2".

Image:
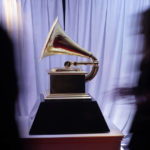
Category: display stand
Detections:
[{"x1": 18, "y1": 115, "x2": 123, "y2": 150}]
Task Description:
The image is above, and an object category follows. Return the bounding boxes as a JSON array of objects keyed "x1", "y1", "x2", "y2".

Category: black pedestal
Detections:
[{"x1": 29, "y1": 100, "x2": 110, "y2": 135}]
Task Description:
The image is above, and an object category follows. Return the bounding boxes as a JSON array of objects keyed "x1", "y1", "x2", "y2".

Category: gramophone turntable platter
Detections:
[
  {"x1": 51, "y1": 68, "x2": 80, "y2": 72},
  {"x1": 49, "y1": 68, "x2": 87, "y2": 75}
]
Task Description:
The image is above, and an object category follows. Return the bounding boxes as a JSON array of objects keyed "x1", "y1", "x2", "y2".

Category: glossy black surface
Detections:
[{"x1": 29, "y1": 100, "x2": 110, "y2": 135}]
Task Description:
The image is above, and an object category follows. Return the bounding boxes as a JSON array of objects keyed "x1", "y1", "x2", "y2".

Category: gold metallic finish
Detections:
[
  {"x1": 40, "y1": 17, "x2": 99, "y2": 82},
  {"x1": 45, "y1": 93, "x2": 92, "y2": 100},
  {"x1": 49, "y1": 69, "x2": 87, "y2": 75}
]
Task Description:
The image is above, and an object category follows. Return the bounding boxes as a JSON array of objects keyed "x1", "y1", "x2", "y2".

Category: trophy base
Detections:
[
  {"x1": 29, "y1": 99, "x2": 110, "y2": 135},
  {"x1": 45, "y1": 93, "x2": 92, "y2": 100},
  {"x1": 49, "y1": 69, "x2": 87, "y2": 94}
]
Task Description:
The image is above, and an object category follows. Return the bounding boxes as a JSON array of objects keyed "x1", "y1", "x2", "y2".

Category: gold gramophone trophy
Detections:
[
  {"x1": 29, "y1": 17, "x2": 109, "y2": 135},
  {"x1": 40, "y1": 17, "x2": 99, "y2": 99}
]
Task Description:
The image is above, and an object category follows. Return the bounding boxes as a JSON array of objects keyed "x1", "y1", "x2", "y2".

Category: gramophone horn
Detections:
[{"x1": 40, "y1": 17, "x2": 99, "y2": 81}]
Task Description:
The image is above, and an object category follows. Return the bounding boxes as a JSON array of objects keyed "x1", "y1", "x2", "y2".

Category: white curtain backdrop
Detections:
[{"x1": 1, "y1": 0, "x2": 150, "y2": 139}]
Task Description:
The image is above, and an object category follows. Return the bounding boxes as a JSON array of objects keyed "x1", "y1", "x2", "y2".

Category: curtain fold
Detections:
[
  {"x1": 0, "y1": 0, "x2": 150, "y2": 137},
  {"x1": 0, "y1": 0, "x2": 64, "y2": 115},
  {"x1": 65, "y1": 1, "x2": 150, "y2": 136}
]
